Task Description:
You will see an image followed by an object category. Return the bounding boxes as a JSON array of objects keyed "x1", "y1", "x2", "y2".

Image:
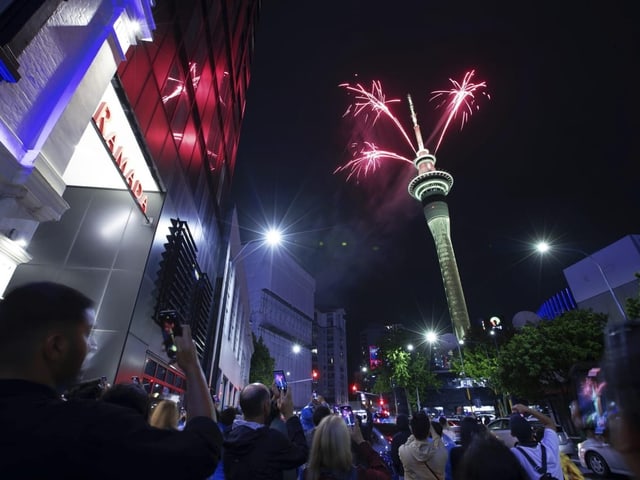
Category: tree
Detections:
[
  {"x1": 496, "y1": 309, "x2": 607, "y2": 401},
  {"x1": 249, "y1": 333, "x2": 275, "y2": 386},
  {"x1": 625, "y1": 272, "x2": 640, "y2": 319}
]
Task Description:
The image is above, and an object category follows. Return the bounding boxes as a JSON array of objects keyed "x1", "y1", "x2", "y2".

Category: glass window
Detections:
[{"x1": 144, "y1": 359, "x2": 157, "y2": 377}]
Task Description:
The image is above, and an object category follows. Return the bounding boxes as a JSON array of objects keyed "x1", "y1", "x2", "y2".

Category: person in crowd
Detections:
[
  {"x1": 457, "y1": 434, "x2": 529, "y2": 480},
  {"x1": 149, "y1": 398, "x2": 180, "y2": 429},
  {"x1": 603, "y1": 320, "x2": 640, "y2": 477},
  {"x1": 269, "y1": 384, "x2": 301, "y2": 480},
  {"x1": 100, "y1": 382, "x2": 150, "y2": 419},
  {"x1": 449, "y1": 416, "x2": 484, "y2": 479},
  {"x1": 398, "y1": 412, "x2": 448, "y2": 480},
  {"x1": 223, "y1": 382, "x2": 308, "y2": 479},
  {"x1": 438, "y1": 416, "x2": 456, "y2": 445},
  {"x1": 300, "y1": 392, "x2": 329, "y2": 433},
  {"x1": 391, "y1": 414, "x2": 411, "y2": 480},
  {"x1": 0, "y1": 281, "x2": 222, "y2": 479},
  {"x1": 303, "y1": 414, "x2": 392, "y2": 480},
  {"x1": 306, "y1": 403, "x2": 333, "y2": 447},
  {"x1": 509, "y1": 404, "x2": 563, "y2": 480},
  {"x1": 210, "y1": 406, "x2": 241, "y2": 480}
]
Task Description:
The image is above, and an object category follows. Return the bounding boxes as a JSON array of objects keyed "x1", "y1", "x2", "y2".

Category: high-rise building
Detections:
[
  {"x1": 408, "y1": 151, "x2": 470, "y2": 342},
  {"x1": 0, "y1": 0, "x2": 260, "y2": 402},
  {"x1": 243, "y1": 247, "x2": 315, "y2": 409},
  {"x1": 314, "y1": 307, "x2": 348, "y2": 406}
]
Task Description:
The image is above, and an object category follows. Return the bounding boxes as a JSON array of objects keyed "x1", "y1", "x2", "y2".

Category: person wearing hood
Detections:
[
  {"x1": 391, "y1": 414, "x2": 412, "y2": 479},
  {"x1": 399, "y1": 412, "x2": 448, "y2": 480},
  {"x1": 223, "y1": 382, "x2": 308, "y2": 479}
]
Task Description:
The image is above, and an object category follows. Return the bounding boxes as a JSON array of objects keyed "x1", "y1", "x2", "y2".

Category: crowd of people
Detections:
[{"x1": 0, "y1": 280, "x2": 639, "y2": 480}]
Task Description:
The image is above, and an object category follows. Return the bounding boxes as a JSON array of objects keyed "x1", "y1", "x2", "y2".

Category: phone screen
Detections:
[
  {"x1": 340, "y1": 405, "x2": 355, "y2": 427},
  {"x1": 274, "y1": 370, "x2": 287, "y2": 392}
]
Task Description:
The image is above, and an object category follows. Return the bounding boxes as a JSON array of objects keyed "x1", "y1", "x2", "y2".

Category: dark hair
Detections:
[
  {"x1": 460, "y1": 416, "x2": 482, "y2": 447},
  {"x1": 0, "y1": 282, "x2": 93, "y2": 357},
  {"x1": 239, "y1": 383, "x2": 270, "y2": 418},
  {"x1": 438, "y1": 416, "x2": 448, "y2": 427},
  {"x1": 313, "y1": 405, "x2": 332, "y2": 426},
  {"x1": 101, "y1": 383, "x2": 150, "y2": 418},
  {"x1": 431, "y1": 420, "x2": 443, "y2": 437},
  {"x1": 219, "y1": 406, "x2": 238, "y2": 426},
  {"x1": 397, "y1": 413, "x2": 411, "y2": 431},
  {"x1": 458, "y1": 434, "x2": 529, "y2": 480},
  {"x1": 410, "y1": 411, "x2": 430, "y2": 440}
]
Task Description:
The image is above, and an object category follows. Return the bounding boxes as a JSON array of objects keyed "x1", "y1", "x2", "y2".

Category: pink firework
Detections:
[
  {"x1": 333, "y1": 142, "x2": 413, "y2": 181},
  {"x1": 427, "y1": 70, "x2": 489, "y2": 153},
  {"x1": 337, "y1": 71, "x2": 488, "y2": 180}
]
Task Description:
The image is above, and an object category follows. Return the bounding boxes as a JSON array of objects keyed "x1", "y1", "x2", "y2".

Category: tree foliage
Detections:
[
  {"x1": 369, "y1": 327, "x2": 440, "y2": 409},
  {"x1": 496, "y1": 309, "x2": 607, "y2": 400},
  {"x1": 249, "y1": 333, "x2": 275, "y2": 386}
]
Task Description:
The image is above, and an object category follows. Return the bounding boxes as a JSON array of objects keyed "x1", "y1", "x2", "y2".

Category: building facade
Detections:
[
  {"x1": 314, "y1": 307, "x2": 348, "y2": 406},
  {"x1": 0, "y1": 0, "x2": 260, "y2": 403},
  {"x1": 244, "y1": 247, "x2": 314, "y2": 409}
]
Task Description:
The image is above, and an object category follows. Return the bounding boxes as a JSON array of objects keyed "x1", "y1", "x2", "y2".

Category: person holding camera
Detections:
[
  {"x1": 0, "y1": 281, "x2": 222, "y2": 479},
  {"x1": 509, "y1": 404, "x2": 562, "y2": 480},
  {"x1": 223, "y1": 382, "x2": 308, "y2": 479}
]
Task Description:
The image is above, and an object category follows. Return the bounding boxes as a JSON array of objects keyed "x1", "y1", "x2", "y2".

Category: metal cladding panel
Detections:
[{"x1": 563, "y1": 235, "x2": 640, "y2": 303}]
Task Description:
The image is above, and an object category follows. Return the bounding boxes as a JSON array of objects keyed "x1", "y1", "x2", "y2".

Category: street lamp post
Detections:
[{"x1": 536, "y1": 241, "x2": 627, "y2": 322}]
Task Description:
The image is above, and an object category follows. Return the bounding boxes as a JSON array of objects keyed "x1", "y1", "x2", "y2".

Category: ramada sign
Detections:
[{"x1": 92, "y1": 101, "x2": 148, "y2": 214}]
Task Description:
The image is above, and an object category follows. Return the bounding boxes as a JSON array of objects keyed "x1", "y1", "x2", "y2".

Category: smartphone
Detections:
[
  {"x1": 158, "y1": 309, "x2": 182, "y2": 360},
  {"x1": 273, "y1": 369, "x2": 287, "y2": 392},
  {"x1": 573, "y1": 364, "x2": 608, "y2": 434},
  {"x1": 312, "y1": 390, "x2": 318, "y2": 400},
  {"x1": 339, "y1": 405, "x2": 355, "y2": 427}
]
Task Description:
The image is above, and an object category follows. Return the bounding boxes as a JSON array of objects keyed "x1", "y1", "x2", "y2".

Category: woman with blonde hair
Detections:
[
  {"x1": 304, "y1": 414, "x2": 391, "y2": 480},
  {"x1": 149, "y1": 399, "x2": 180, "y2": 430}
]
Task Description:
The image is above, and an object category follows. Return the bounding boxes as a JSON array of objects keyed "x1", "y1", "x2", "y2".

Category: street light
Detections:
[
  {"x1": 232, "y1": 227, "x2": 283, "y2": 263},
  {"x1": 535, "y1": 241, "x2": 627, "y2": 321}
]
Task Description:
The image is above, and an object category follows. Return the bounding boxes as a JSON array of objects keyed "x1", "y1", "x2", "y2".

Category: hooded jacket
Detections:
[
  {"x1": 398, "y1": 435, "x2": 448, "y2": 480},
  {"x1": 223, "y1": 416, "x2": 308, "y2": 479}
]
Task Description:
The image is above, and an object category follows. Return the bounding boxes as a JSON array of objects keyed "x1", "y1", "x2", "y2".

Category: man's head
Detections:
[
  {"x1": 239, "y1": 383, "x2": 271, "y2": 424},
  {"x1": 509, "y1": 413, "x2": 534, "y2": 443},
  {"x1": 410, "y1": 411, "x2": 430, "y2": 441},
  {"x1": 312, "y1": 404, "x2": 332, "y2": 427},
  {"x1": 0, "y1": 282, "x2": 96, "y2": 390}
]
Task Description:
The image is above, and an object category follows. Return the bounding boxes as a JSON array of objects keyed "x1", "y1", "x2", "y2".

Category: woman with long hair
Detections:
[
  {"x1": 304, "y1": 414, "x2": 391, "y2": 480},
  {"x1": 149, "y1": 399, "x2": 180, "y2": 430}
]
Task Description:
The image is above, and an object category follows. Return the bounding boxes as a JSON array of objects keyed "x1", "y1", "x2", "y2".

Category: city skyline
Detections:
[{"x1": 232, "y1": 1, "x2": 637, "y2": 363}]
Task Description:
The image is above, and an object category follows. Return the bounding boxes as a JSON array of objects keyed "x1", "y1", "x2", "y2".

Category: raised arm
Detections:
[
  {"x1": 512, "y1": 403, "x2": 555, "y2": 431},
  {"x1": 175, "y1": 325, "x2": 216, "y2": 421}
]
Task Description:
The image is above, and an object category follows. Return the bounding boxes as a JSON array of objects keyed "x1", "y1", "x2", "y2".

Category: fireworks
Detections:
[{"x1": 336, "y1": 70, "x2": 488, "y2": 180}]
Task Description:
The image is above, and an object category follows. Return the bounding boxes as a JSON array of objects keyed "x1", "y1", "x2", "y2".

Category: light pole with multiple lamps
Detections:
[{"x1": 535, "y1": 241, "x2": 627, "y2": 322}]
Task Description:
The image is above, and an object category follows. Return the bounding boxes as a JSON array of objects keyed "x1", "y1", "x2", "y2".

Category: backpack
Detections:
[{"x1": 515, "y1": 444, "x2": 560, "y2": 480}]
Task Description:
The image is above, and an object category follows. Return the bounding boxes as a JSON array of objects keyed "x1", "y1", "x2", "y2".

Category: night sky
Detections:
[{"x1": 231, "y1": 1, "x2": 637, "y2": 368}]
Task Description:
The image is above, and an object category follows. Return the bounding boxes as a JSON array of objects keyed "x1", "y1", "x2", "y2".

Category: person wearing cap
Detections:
[{"x1": 509, "y1": 404, "x2": 563, "y2": 480}]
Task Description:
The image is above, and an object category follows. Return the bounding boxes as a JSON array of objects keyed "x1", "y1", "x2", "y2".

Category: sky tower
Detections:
[{"x1": 406, "y1": 95, "x2": 470, "y2": 343}]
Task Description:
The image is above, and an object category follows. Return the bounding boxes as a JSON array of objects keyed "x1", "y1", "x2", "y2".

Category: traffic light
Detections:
[
  {"x1": 312, "y1": 369, "x2": 319, "y2": 384},
  {"x1": 351, "y1": 384, "x2": 358, "y2": 393}
]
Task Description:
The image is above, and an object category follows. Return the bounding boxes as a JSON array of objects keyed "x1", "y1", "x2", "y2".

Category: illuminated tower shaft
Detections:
[
  {"x1": 406, "y1": 95, "x2": 470, "y2": 342},
  {"x1": 408, "y1": 153, "x2": 470, "y2": 342}
]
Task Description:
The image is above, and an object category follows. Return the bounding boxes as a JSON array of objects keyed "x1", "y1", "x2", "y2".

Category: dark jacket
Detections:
[
  {"x1": 391, "y1": 429, "x2": 411, "y2": 475},
  {"x1": 223, "y1": 416, "x2": 308, "y2": 479},
  {"x1": 0, "y1": 379, "x2": 222, "y2": 479}
]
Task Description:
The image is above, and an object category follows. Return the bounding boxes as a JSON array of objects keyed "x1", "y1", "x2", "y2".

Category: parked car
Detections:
[
  {"x1": 578, "y1": 437, "x2": 634, "y2": 477},
  {"x1": 486, "y1": 417, "x2": 576, "y2": 457}
]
